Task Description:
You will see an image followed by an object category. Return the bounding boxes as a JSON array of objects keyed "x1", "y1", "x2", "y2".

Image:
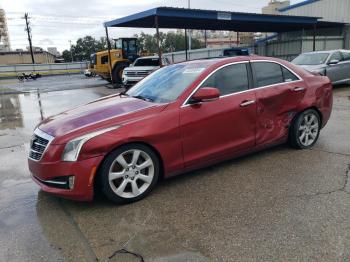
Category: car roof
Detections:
[
  {"x1": 177, "y1": 55, "x2": 284, "y2": 67},
  {"x1": 302, "y1": 49, "x2": 350, "y2": 55}
]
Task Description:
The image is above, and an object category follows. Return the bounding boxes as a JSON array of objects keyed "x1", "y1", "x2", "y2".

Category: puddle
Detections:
[
  {"x1": 0, "y1": 88, "x2": 106, "y2": 147},
  {"x1": 0, "y1": 88, "x2": 109, "y2": 261}
]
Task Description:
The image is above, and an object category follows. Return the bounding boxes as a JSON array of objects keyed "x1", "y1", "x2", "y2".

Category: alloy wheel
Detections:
[
  {"x1": 298, "y1": 113, "x2": 319, "y2": 147},
  {"x1": 108, "y1": 149, "x2": 154, "y2": 198}
]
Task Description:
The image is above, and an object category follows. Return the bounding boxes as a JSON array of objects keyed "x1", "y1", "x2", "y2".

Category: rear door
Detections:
[
  {"x1": 251, "y1": 61, "x2": 307, "y2": 145},
  {"x1": 180, "y1": 62, "x2": 256, "y2": 168}
]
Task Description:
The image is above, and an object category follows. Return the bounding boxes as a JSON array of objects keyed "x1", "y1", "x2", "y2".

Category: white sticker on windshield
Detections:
[{"x1": 183, "y1": 68, "x2": 206, "y2": 74}]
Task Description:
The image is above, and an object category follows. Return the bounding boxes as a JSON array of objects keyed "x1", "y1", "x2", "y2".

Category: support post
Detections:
[
  {"x1": 185, "y1": 29, "x2": 188, "y2": 61},
  {"x1": 237, "y1": 31, "x2": 239, "y2": 46},
  {"x1": 155, "y1": 16, "x2": 162, "y2": 67},
  {"x1": 204, "y1": 30, "x2": 207, "y2": 48},
  {"x1": 105, "y1": 26, "x2": 114, "y2": 85},
  {"x1": 313, "y1": 23, "x2": 317, "y2": 51}
]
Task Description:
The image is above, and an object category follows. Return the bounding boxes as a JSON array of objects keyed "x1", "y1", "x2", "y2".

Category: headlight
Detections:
[{"x1": 62, "y1": 125, "x2": 120, "y2": 162}]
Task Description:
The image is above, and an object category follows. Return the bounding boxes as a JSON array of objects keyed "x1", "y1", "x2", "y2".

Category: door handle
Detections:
[
  {"x1": 293, "y1": 87, "x2": 305, "y2": 92},
  {"x1": 240, "y1": 100, "x2": 255, "y2": 107}
]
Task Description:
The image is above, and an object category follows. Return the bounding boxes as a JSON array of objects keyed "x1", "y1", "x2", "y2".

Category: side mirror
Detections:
[
  {"x1": 328, "y1": 59, "x2": 339, "y2": 65},
  {"x1": 191, "y1": 87, "x2": 220, "y2": 103}
]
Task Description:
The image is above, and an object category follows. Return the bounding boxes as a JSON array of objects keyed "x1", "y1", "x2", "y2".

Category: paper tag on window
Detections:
[{"x1": 183, "y1": 68, "x2": 206, "y2": 74}]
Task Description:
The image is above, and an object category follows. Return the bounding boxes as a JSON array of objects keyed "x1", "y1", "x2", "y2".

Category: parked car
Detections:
[
  {"x1": 122, "y1": 56, "x2": 170, "y2": 87},
  {"x1": 292, "y1": 50, "x2": 350, "y2": 85},
  {"x1": 222, "y1": 47, "x2": 250, "y2": 57},
  {"x1": 84, "y1": 69, "x2": 96, "y2": 77},
  {"x1": 28, "y1": 56, "x2": 333, "y2": 204}
]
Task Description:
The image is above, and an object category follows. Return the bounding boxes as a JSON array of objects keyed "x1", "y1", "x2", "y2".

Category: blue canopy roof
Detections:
[{"x1": 104, "y1": 7, "x2": 344, "y2": 32}]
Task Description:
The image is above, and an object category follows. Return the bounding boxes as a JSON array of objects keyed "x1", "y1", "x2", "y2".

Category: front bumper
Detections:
[
  {"x1": 28, "y1": 156, "x2": 104, "y2": 201},
  {"x1": 122, "y1": 75, "x2": 144, "y2": 85}
]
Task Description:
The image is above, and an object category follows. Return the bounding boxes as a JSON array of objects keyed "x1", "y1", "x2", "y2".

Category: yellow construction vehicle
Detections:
[{"x1": 90, "y1": 38, "x2": 139, "y2": 84}]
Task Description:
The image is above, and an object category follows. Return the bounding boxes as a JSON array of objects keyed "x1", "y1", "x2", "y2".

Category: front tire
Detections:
[
  {"x1": 112, "y1": 63, "x2": 128, "y2": 84},
  {"x1": 289, "y1": 109, "x2": 321, "y2": 149},
  {"x1": 99, "y1": 144, "x2": 160, "y2": 204}
]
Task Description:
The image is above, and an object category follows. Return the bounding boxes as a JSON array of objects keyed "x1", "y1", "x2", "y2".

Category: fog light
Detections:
[{"x1": 68, "y1": 176, "x2": 75, "y2": 190}]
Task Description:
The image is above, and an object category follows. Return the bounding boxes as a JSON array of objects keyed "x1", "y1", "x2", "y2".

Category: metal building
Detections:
[
  {"x1": 255, "y1": 0, "x2": 350, "y2": 60},
  {"x1": 279, "y1": 0, "x2": 350, "y2": 23},
  {"x1": 0, "y1": 8, "x2": 11, "y2": 52}
]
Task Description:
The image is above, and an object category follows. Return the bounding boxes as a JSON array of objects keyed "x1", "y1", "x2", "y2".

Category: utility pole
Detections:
[
  {"x1": 187, "y1": 0, "x2": 192, "y2": 50},
  {"x1": 24, "y1": 13, "x2": 35, "y2": 64},
  {"x1": 68, "y1": 40, "x2": 74, "y2": 62}
]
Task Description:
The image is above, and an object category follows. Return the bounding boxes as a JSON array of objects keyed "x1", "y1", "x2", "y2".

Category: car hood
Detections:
[
  {"x1": 124, "y1": 66, "x2": 159, "y2": 72},
  {"x1": 38, "y1": 94, "x2": 165, "y2": 139}
]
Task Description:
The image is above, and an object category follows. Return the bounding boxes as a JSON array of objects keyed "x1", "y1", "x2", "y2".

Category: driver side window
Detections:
[
  {"x1": 200, "y1": 63, "x2": 249, "y2": 96},
  {"x1": 329, "y1": 52, "x2": 342, "y2": 62}
]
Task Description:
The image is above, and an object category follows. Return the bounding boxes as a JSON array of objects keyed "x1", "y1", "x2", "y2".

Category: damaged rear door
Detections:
[{"x1": 251, "y1": 61, "x2": 306, "y2": 145}]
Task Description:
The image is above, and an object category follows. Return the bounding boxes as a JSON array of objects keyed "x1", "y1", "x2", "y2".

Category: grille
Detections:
[
  {"x1": 29, "y1": 129, "x2": 54, "y2": 161},
  {"x1": 125, "y1": 71, "x2": 150, "y2": 77}
]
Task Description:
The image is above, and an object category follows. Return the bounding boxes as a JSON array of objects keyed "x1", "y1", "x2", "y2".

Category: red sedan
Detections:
[{"x1": 28, "y1": 56, "x2": 333, "y2": 203}]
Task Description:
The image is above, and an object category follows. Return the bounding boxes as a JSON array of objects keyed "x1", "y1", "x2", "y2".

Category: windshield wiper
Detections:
[{"x1": 132, "y1": 95, "x2": 154, "y2": 102}]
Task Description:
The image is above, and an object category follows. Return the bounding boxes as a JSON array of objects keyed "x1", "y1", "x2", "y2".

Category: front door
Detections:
[{"x1": 180, "y1": 62, "x2": 256, "y2": 168}]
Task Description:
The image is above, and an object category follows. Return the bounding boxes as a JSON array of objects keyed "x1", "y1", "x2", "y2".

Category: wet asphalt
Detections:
[{"x1": 0, "y1": 76, "x2": 349, "y2": 261}]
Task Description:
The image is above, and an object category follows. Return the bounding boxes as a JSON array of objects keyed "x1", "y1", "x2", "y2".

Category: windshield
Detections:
[
  {"x1": 292, "y1": 53, "x2": 330, "y2": 65},
  {"x1": 134, "y1": 58, "x2": 160, "y2": 67},
  {"x1": 126, "y1": 63, "x2": 208, "y2": 103}
]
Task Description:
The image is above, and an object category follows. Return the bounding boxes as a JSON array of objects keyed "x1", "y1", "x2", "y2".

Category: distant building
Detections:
[
  {"x1": 0, "y1": 51, "x2": 56, "y2": 65},
  {"x1": 262, "y1": 0, "x2": 290, "y2": 15},
  {"x1": 278, "y1": 0, "x2": 350, "y2": 23},
  {"x1": 47, "y1": 47, "x2": 60, "y2": 57},
  {"x1": 176, "y1": 29, "x2": 254, "y2": 48},
  {"x1": 27, "y1": 46, "x2": 44, "y2": 52},
  {"x1": 277, "y1": 0, "x2": 350, "y2": 50},
  {"x1": 0, "y1": 8, "x2": 11, "y2": 52}
]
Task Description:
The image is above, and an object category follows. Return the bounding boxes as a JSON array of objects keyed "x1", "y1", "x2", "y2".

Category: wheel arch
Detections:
[
  {"x1": 93, "y1": 141, "x2": 165, "y2": 194},
  {"x1": 289, "y1": 106, "x2": 323, "y2": 144},
  {"x1": 294, "y1": 106, "x2": 323, "y2": 127}
]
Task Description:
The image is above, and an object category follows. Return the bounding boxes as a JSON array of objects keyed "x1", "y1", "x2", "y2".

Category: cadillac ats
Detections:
[{"x1": 28, "y1": 56, "x2": 333, "y2": 203}]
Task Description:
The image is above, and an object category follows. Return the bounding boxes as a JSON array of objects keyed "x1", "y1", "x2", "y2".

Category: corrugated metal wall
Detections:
[{"x1": 280, "y1": 0, "x2": 350, "y2": 23}]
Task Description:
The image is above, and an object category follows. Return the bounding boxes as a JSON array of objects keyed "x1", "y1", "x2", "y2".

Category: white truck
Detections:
[{"x1": 122, "y1": 56, "x2": 170, "y2": 88}]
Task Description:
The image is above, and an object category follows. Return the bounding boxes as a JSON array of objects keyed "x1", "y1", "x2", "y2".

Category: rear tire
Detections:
[
  {"x1": 99, "y1": 144, "x2": 160, "y2": 204},
  {"x1": 289, "y1": 109, "x2": 321, "y2": 149}
]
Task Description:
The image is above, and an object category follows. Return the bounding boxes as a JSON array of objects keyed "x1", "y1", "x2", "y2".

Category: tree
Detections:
[
  {"x1": 61, "y1": 50, "x2": 72, "y2": 62},
  {"x1": 135, "y1": 31, "x2": 205, "y2": 53},
  {"x1": 62, "y1": 36, "x2": 109, "y2": 62},
  {"x1": 61, "y1": 32, "x2": 204, "y2": 62}
]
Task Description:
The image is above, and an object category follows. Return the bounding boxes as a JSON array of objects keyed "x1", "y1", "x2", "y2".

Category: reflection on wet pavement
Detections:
[
  {"x1": 0, "y1": 88, "x2": 107, "y2": 261},
  {"x1": 0, "y1": 88, "x2": 106, "y2": 147}
]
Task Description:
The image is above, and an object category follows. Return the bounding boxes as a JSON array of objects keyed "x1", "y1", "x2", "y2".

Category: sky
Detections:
[{"x1": 1, "y1": 0, "x2": 303, "y2": 52}]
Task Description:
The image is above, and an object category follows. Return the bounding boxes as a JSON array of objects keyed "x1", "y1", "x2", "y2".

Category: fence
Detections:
[
  {"x1": 163, "y1": 47, "x2": 236, "y2": 63},
  {"x1": 255, "y1": 36, "x2": 344, "y2": 61},
  {"x1": 164, "y1": 35, "x2": 345, "y2": 63},
  {"x1": 0, "y1": 62, "x2": 88, "y2": 78}
]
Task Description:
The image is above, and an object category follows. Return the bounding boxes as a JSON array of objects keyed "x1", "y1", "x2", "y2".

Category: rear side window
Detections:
[
  {"x1": 282, "y1": 66, "x2": 299, "y2": 82},
  {"x1": 252, "y1": 62, "x2": 283, "y2": 87},
  {"x1": 329, "y1": 52, "x2": 342, "y2": 62},
  {"x1": 201, "y1": 63, "x2": 249, "y2": 96}
]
